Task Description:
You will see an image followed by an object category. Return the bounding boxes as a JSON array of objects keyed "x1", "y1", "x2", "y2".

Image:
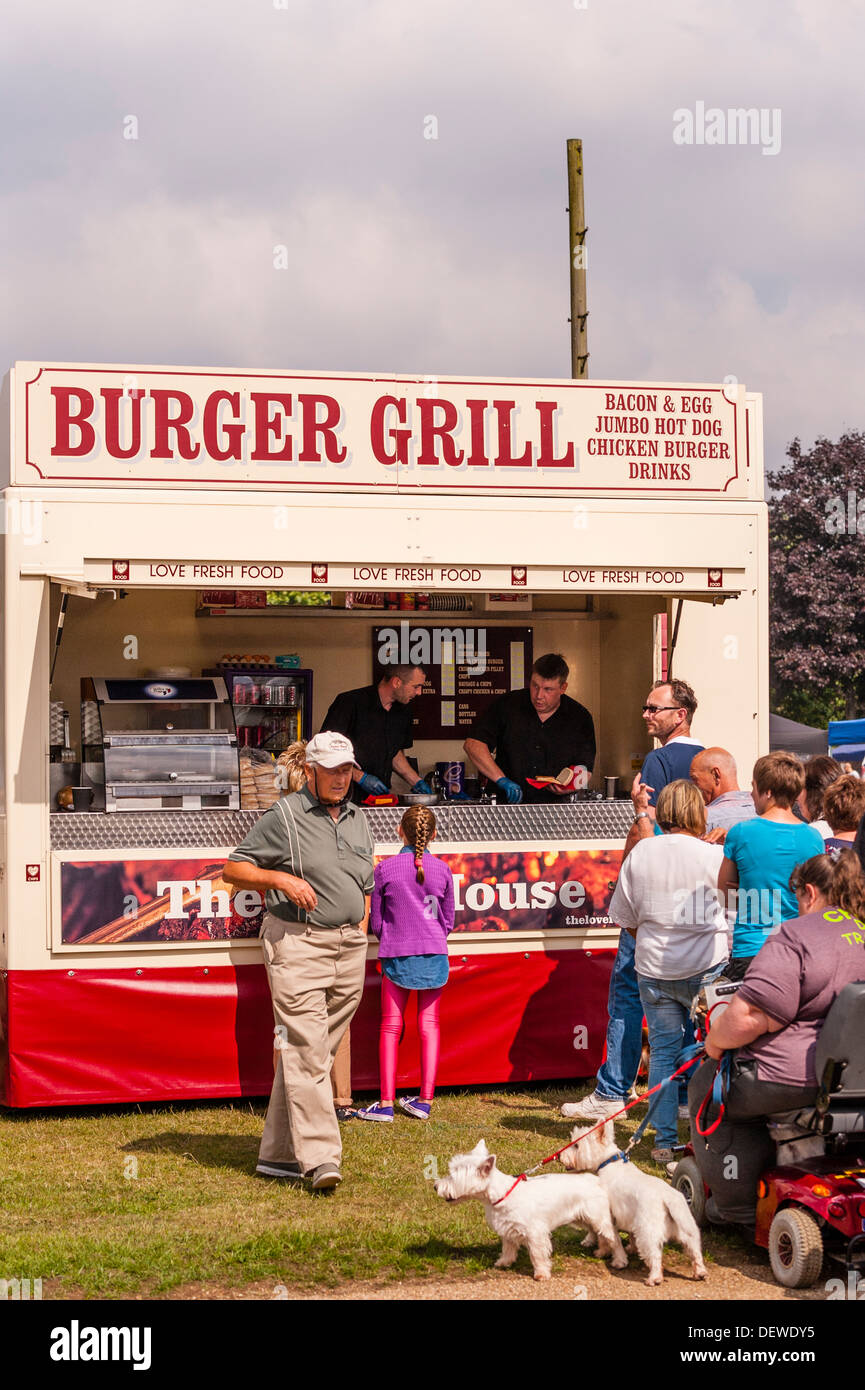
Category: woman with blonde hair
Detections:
[
  {"x1": 607, "y1": 778, "x2": 729, "y2": 1165},
  {"x1": 356, "y1": 805, "x2": 455, "y2": 1121},
  {"x1": 275, "y1": 741, "x2": 309, "y2": 794}
]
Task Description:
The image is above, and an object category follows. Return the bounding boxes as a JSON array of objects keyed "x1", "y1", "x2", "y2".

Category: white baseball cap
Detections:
[{"x1": 305, "y1": 732, "x2": 360, "y2": 769}]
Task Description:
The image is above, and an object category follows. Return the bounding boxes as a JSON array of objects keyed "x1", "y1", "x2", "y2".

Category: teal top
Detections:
[{"x1": 723, "y1": 817, "x2": 824, "y2": 958}]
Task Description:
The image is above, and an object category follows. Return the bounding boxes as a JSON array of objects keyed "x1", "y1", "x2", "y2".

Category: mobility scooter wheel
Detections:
[
  {"x1": 768, "y1": 1207, "x2": 824, "y2": 1288},
  {"x1": 672, "y1": 1156, "x2": 707, "y2": 1227}
]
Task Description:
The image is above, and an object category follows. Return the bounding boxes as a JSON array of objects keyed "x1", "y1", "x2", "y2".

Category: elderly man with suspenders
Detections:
[{"x1": 223, "y1": 732, "x2": 374, "y2": 1190}]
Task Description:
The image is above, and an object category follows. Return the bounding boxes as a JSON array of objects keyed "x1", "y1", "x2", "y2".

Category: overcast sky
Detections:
[{"x1": 2, "y1": 0, "x2": 862, "y2": 472}]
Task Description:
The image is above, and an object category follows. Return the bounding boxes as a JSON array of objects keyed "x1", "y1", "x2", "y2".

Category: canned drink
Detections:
[
  {"x1": 436, "y1": 761, "x2": 464, "y2": 799},
  {"x1": 604, "y1": 775, "x2": 619, "y2": 800}
]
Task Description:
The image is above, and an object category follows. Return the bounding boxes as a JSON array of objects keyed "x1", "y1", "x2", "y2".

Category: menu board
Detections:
[{"x1": 372, "y1": 626, "x2": 533, "y2": 739}]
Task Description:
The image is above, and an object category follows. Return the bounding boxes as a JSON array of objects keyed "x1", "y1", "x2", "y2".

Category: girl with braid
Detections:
[{"x1": 357, "y1": 806, "x2": 455, "y2": 1120}]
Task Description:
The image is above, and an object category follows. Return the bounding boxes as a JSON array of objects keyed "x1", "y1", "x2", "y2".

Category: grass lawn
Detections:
[{"x1": 0, "y1": 1084, "x2": 746, "y2": 1298}]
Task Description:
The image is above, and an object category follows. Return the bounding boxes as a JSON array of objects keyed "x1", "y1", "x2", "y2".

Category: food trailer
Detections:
[{"x1": 0, "y1": 361, "x2": 767, "y2": 1106}]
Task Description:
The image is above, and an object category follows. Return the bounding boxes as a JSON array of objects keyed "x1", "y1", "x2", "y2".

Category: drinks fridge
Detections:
[{"x1": 204, "y1": 664, "x2": 314, "y2": 810}]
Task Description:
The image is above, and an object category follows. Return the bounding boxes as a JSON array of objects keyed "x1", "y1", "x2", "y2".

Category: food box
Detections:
[
  {"x1": 525, "y1": 765, "x2": 591, "y2": 792},
  {"x1": 199, "y1": 591, "x2": 237, "y2": 606},
  {"x1": 345, "y1": 592, "x2": 385, "y2": 609}
]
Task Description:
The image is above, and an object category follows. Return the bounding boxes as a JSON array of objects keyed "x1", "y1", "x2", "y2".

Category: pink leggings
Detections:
[{"x1": 379, "y1": 976, "x2": 443, "y2": 1101}]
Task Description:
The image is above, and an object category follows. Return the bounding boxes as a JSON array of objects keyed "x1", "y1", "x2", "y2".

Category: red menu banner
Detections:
[{"x1": 59, "y1": 846, "x2": 622, "y2": 945}]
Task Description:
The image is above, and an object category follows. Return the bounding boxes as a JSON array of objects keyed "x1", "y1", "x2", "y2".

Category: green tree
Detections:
[{"x1": 769, "y1": 432, "x2": 865, "y2": 726}]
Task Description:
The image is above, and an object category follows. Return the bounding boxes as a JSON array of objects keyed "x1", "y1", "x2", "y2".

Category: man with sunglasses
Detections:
[
  {"x1": 630, "y1": 680, "x2": 704, "y2": 839},
  {"x1": 562, "y1": 678, "x2": 704, "y2": 1123}
]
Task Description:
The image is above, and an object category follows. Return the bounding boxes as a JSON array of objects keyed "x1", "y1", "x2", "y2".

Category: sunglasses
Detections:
[{"x1": 642, "y1": 704, "x2": 683, "y2": 714}]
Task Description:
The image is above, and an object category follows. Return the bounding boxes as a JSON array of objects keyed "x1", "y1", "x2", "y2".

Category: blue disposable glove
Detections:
[
  {"x1": 496, "y1": 777, "x2": 523, "y2": 804},
  {"x1": 359, "y1": 773, "x2": 389, "y2": 795},
  {"x1": 411, "y1": 779, "x2": 433, "y2": 794}
]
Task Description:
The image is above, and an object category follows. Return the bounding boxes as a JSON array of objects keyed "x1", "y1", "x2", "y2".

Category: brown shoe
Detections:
[{"x1": 308, "y1": 1163, "x2": 342, "y2": 1190}]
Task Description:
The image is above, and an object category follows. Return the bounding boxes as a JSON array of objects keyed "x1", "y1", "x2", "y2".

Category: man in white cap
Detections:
[{"x1": 223, "y1": 732, "x2": 374, "y2": 1190}]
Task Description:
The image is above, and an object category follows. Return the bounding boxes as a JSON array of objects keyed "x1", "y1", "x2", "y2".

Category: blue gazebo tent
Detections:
[{"x1": 827, "y1": 719, "x2": 865, "y2": 766}]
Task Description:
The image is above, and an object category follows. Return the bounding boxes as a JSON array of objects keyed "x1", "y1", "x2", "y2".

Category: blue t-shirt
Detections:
[
  {"x1": 641, "y1": 740, "x2": 705, "y2": 807},
  {"x1": 723, "y1": 818, "x2": 824, "y2": 958}
]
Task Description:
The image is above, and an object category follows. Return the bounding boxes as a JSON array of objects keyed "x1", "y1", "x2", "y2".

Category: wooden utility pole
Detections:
[{"x1": 567, "y1": 139, "x2": 589, "y2": 378}]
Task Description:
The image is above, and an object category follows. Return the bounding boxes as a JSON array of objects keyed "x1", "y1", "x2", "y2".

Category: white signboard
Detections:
[
  {"x1": 83, "y1": 558, "x2": 746, "y2": 593},
  {"x1": 12, "y1": 362, "x2": 751, "y2": 499}
]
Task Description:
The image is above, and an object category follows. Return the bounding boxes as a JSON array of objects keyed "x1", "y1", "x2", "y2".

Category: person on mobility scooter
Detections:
[{"x1": 674, "y1": 851, "x2": 865, "y2": 1288}]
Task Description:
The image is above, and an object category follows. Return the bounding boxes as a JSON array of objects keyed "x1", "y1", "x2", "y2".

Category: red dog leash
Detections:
[{"x1": 491, "y1": 1051, "x2": 706, "y2": 1205}]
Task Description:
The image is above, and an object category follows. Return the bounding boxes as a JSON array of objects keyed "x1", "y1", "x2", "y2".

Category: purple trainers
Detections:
[
  {"x1": 399, "y1": 1096, "x2": 431, "y2": 1120},
  {"x1": 356, "y1": 1101, "x2": 394, "y2": 1122}
]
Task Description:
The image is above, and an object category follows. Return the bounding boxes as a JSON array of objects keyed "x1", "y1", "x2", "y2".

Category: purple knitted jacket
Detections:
[{"x1": 369, "y1": 849, "x2": 455, "y2": 957}]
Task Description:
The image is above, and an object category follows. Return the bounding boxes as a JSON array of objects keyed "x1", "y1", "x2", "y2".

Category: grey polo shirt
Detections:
[
  {"x1": 705, "y1": 789, "x2": 757, "y2": 833},
  {"x1": 227, "y1": 786, "x2": 374, "y2": 927}
]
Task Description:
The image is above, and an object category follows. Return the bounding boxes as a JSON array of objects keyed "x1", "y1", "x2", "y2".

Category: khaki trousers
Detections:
[{"x1": 259, "y1": 912, "x2": 367, "y2": 1172}]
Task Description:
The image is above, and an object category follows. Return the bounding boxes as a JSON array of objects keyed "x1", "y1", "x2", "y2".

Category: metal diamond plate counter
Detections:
[{"x1": 50, "y1": 802, "x2": 632, "y2": 850}]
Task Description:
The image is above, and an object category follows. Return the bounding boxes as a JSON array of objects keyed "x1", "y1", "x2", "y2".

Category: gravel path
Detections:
[{"x1": 156, "y1": 1246, "x2": 827, "y2": 1301}]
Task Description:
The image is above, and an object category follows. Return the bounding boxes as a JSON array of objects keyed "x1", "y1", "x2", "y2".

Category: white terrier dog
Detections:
[
  {"x1": 434, "y1": 1138, "x2": 628, "y2": 1281},
  {"x1": 561, "y1": 1121, "x2": 707, "y2": 1286}
]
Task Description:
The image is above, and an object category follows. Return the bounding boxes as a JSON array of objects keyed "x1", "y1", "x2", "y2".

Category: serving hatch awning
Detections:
[{"x1": 13, "y1": 481, "x2": 760, "y2": 598}]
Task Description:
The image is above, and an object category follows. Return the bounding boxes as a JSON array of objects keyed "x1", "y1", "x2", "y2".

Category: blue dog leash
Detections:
[
  {"x1": 626, "y1": 1042, "x2": 706, "y2": 1152},
  {"x1": 597, "y1": 1150, "x2": 630, "y2": 1172},
  {"x1": 693, "y1": 1049, "x2": 732, "y2": 1137}
]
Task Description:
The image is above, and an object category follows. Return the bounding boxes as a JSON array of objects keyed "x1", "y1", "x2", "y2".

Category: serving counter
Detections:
[
  {"x1": 50, "y1": 800, "x2": 634, "y2": 850},
  {"x1": 48, "y1": 801, "x2": 631, "y2": 949}
]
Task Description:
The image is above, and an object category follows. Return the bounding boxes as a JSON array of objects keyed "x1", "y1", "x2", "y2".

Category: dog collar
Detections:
[{"x1": 597, "y1": 1150, "x2": 629, "y2": 1172}]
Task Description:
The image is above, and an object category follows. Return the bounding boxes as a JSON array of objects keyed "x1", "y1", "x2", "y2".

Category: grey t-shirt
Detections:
[
  {"x1": 738, "y1": 909, "x2": 865, "y2": 1085},
  {"x1": 227, "y1": 787, "x2": 374, "y2": 927}
]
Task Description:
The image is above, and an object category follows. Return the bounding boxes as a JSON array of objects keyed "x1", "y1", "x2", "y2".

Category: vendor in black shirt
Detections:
[
  {"x1": 463, "y1": 653, "x2": 596, "y2": 804},
  {"x1": 320, "y1": 664, "x2": 430, "y2": 802}
]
